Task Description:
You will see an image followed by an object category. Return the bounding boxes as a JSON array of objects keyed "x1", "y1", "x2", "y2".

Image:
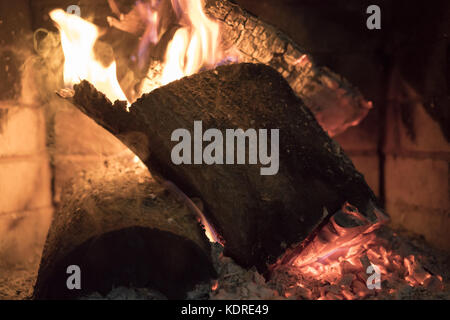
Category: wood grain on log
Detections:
[
  {"x1": 33, "y1": 164, "x2": 215, "y2": 300},
  {"x1": 68, "y1": 63, "x2": 386, "y2": 272}
]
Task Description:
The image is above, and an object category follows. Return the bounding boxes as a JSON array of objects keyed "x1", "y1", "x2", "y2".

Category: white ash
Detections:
[
  {"x1": 207, "y1": 243, "x2": 283, "y2": 300},
  {"x1": 80, "y1": 287, "x2": 167, "y2": 300},
  {"x1": 78, "y1": 242, "x2": 283, "y2": 300}
]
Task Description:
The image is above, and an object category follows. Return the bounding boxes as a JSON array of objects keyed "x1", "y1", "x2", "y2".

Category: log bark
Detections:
[
  {"x1": 33, "y1": 163, "x2": 215, "y2": 300},
  {"x1": 68, "y1": 63, "x2": 387, "y2": 272}
]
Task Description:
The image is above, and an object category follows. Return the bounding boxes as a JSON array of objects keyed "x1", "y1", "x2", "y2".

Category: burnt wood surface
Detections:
[
  {"x1": 33, "y1": 164, "x2": 215, "y2": 300},
  {"x1": 68, "y1": 63, "x2": 385, "y2": 272}
]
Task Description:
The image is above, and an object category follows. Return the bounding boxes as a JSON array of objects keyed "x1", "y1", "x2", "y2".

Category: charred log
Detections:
[
  {"x1": 67, "y1": 63, "x2": 386, "y2": 272},
  {"x1": 33, "y1": 164, "x2": 215, "y2": 300}
]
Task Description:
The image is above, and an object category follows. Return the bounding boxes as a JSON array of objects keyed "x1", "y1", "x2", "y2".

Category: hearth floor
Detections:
[{"x1": 0, "y1": 226, "x2": 448, "y2": 300}]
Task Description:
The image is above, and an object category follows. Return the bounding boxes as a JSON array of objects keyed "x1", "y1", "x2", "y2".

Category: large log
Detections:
[
  {"x1": 33, "y1": 162, "x2": 215, "y2": 300},
  {"x1": 68, "y1": 63, "x2": 386, "y2": 272}
]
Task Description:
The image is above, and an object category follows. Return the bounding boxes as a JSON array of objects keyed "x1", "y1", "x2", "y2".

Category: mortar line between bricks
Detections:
[
  {"x1": 0, "y1": 152, "x2": 49, "y2": 164},
  {"x1": 52, "y1": 153, "x2": 134, "y2": 162},
  {"x1": 383, "y1": 150, "x2": 450, "y2": 161},
  {"x1": 387, "y1": 202, "x2": 450, "y2": 218},
  {"x1": 344, "y1": 150, "x2": 379, "y2": 157},
  {"x1": 0, "y1": 101, "x2": 42, "y2": 110},
  {"x1": 0, "y1": 206, "x2": 53, "y2": 219}
]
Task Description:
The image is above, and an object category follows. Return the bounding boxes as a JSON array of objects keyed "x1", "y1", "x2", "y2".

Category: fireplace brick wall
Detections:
[
  {"x1": 384, "y1": 83, "x2": 450, "y2": 249},
  {"x1": 50, "y1": 101, "x2": 131, "y2": 205},
  {"x1": 0, "y1": 0, "x2": 53, "y2": 266},
  {"x1": 0, "y1": 102, "x2": 53, "y2": 265}
]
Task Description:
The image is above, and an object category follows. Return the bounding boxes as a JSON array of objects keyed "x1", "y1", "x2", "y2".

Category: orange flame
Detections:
[
  {"x1": 141, "y1": 0, "x2": 224, "y2": 93},
  {"x1": 51, "y1": 0, "x2": 224, "y2": 101},
  {"x1": 49, "y1": 9, "x2": 129, "y2": 104},
  {"x1": 160, "y1": 0, "x2": 221, "y2": 85}
]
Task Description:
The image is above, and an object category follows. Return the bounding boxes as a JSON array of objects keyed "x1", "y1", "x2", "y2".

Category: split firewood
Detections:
[
  {"x1": 33, "y1": 163, "x2": 215, "y2": 300},
  {"x1": 65, "y1": 63, "x2": 386, "y2": 272}
]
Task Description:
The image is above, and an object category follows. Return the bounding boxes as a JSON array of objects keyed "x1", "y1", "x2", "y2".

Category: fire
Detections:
[
  {"x1": 277, "y1": 203, "x2": 444, "y2": 300},
  {"x1": 139, "y1": 0, "x2": 224, "y2": 93},
  {"x1": 51, "y1": 0, "x2": 224, "y2": 102},
  {"x1": 49, "y1": 9, "x2": 129, "y2": 104},
  {"x1": 159, "y1": 0, "x2": 221, "y2": 85}
]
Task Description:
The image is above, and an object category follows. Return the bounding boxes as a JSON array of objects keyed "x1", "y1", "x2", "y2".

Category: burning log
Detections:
[
  {"x1": 33, "y1": 164, "x2": 215, "y2": 300},
  {"x1": 106, "y1": 0, "x2": 372, "y2": 136},
  {"x1": 204, "y1": 0, "x2": 373, "y2": 136},
  {"x1": 66, "y1": 63, "x2": 385, "y2": 272}
]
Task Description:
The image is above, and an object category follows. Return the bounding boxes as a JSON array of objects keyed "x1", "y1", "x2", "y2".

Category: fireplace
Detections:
[{"x1": 0, "y1": 0, "x2": 449, "y2": 301}]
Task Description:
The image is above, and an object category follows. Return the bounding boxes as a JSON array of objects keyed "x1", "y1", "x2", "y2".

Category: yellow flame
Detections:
[
  {"x1": 51, "y1": 0, "x2": 223, "y2": 101},
  {"x1": 49, "y1": 9, "x2": 129, "y2": 104},
  {"x1": 160, "y1": 0, "x2": 221, "y2": 84},
  {"x1": 138, "y1": 0, "x2": 221, "y2": 91}
]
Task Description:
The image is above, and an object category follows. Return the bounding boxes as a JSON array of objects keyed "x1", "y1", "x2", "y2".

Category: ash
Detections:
[
  {"x1": 206, "y1": 243, "x2": 281, "y2": 300},
  {"x1": 2, "y1": 226, "x2": 448, "y2": 300},
  {"x1": 0, "y1": 159, "x2": 448, "y2": 300},
  {"x1": 79, "y1": 243, "x2": 281, "y2": 300},
  {"x1": 80, "y1": 287, "x2": 168, "y2": 300}
]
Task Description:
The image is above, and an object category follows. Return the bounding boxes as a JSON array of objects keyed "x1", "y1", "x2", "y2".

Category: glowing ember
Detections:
[
  {"x1": 276, "y1": 203, "x2": 444, "y2": 300},
  {"x1": 49, "y1": 9, "x2": 129, "y2": 105},
  {"x1": 211, "y1": 280, "x2": 219, "y2": 291}
]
